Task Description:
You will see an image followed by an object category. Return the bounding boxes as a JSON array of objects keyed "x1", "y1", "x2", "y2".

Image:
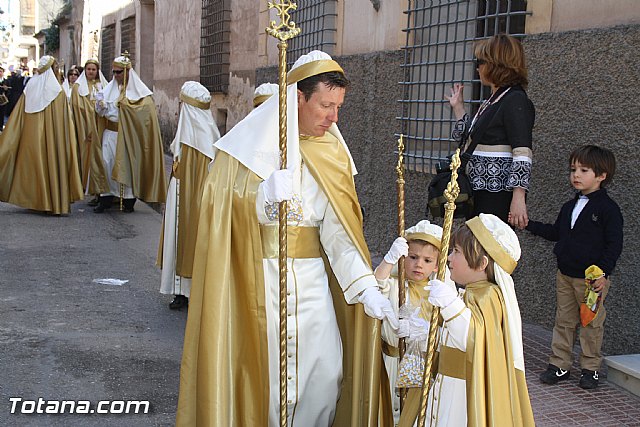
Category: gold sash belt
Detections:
[
  {"x1": 437, "y1": 345, "x2": 466, "y2": 380},
  {"x1": 260, "y1": 225, "x2": 321, "y2": 259},
  {"x1": 105, "y1": 120, "x2": 118, "y2": 132}
]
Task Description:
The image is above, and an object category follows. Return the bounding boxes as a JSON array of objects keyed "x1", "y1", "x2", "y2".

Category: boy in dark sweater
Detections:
[{"x1": 522, "y1": 145, "x2": 623, "y2": 389}]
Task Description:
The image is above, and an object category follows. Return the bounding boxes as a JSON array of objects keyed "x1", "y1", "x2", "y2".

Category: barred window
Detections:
[
  {"x1": 288, "y1": 0, "x2": 338, "y2": 65},
  {"x1": 100, "y1": 24, "x2": 116, "y2": 80},
  {"x1": 398, "y1": 0, "x2": 528, "y2": 172},
  {"x1": 201, "y1": 0, "x2": 231, "y2": 93}
]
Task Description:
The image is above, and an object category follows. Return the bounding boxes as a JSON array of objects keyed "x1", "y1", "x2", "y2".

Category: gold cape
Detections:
[
  {"x1": 0, "y1": 93, "x2": 83, "y2": 214},
  {"x1": 156, "y1": 144, "x2": 212, "y2": 277},
  {"x1": 70, "y1": 82, "x2": 109, "y2": 194},
  {"x1": 176, "y1": 133, "x2": 392, "y2": 426},
  {"x1": 465, "y1": 281, "x2": 535, "y2": 427},
  {"x1": 112, "y1": 96, "x2": 166, "y2": 203}
]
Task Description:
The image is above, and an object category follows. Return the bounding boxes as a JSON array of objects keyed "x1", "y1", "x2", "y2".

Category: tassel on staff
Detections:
[
  {"x1": 416, "y1": 149, "x2": 462, "y2": 427},
  {"x1": 265, "y1": 2, "x2": 301, "y2": 426}
]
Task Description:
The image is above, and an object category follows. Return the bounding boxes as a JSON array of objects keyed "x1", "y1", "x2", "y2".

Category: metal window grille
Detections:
[
  {"x1": 201, "y1": 0, "x2": 231, "y2": 93},
  {"x1": 399, "y1": 0, "x2": 529, "y2": 173},
  {"x1": 287, "y1": 0, "x2": 338, "y2": 65}
]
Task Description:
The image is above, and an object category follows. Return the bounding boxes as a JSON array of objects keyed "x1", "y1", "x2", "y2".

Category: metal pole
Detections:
[
  {"x1": 396, "y1": 134, "x2": 407, "y2": 409},
  {"x1": 416, "y1": 149, "x2": 461, "y2": 427},
  {"x1": 266, "y1": 3, "x2": 300, "y2": 426}
]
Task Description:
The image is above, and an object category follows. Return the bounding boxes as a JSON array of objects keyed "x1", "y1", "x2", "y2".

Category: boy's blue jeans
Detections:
[{"x1": 549, "y1": 270, "x2": 610, "y2": 371}]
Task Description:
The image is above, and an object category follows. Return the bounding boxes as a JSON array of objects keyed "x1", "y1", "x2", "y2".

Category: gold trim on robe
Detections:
[
  {"x1": 0, "y1": 93, "x2": 83, "y2": 214},
  {"x1": 112, "y1": 96, "x2": 167, "y2": 203}
]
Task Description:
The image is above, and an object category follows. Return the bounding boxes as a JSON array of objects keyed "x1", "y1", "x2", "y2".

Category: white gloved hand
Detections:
[
  {"x1": 397, "y1": 307, "x2": 429, "y2": 339},
  {"x1": 263, "y1": 169, "x2": 293, "y2": 204},
  {"x1": 426, "y1": 279, "x2": 458, "y2": 308},
  {"x1": 383, "y1": 237, "x2": 408, "y2": 264},
  {"x1": 358, "y1": 287, "x2": 399, "y2": 329}
]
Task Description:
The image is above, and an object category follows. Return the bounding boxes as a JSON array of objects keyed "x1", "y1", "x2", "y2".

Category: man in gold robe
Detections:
[
  {"x1": 157, "y1": 81, "x2": 221, "y2": 309},
  {"x1": 94, "y1": 55, "x2": 166, "y2": 213},
  {"x1": 70, "y1": 59, "x2": 109, "y2": 200},
  {"x1": 176, "y1": 51, "x2": 397, "y2": 426},
  {"x1": 0, "y1": 55, "x2": 83, "y2": 215}
]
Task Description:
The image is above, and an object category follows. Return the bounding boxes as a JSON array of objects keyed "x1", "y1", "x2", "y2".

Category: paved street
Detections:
[
  {"x1": 1, "y1": 197, "x2": 639, "y2": 426},
  {"x1": 0, "y1": 199, "x2": 184, "y2": 426}
]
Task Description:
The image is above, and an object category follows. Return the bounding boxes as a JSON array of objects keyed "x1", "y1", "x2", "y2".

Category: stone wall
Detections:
[
  {"x1": 152, "y1": 0, "x2": 202, "y2": 151},
  {"x1": 256, "y1": 24, "x2": 640, "y2": 355}
]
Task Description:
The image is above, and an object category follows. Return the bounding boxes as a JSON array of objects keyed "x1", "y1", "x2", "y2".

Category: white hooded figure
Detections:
[
  {"x1": 253, "y1": 82, "x2": 279, "y2": 108},
  {"x1": 158, "y1": 81, "x2": 220, "y2": 308},
  {"x1": 93, "y1": 55, "x2": 166, "y2": 212}
]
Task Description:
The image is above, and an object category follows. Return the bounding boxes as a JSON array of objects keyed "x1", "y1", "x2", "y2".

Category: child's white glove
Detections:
[
  {"x1": 263, "y1": 169, "x2": 293, "y2": 204},
  {"x1": 427, "y1": 279, "x2": 458, "y2": 308},
  {"x1": 358, "y1": 287, "x2": 399, "y2": 329},
  {"x1": 383, "y1": 237, "x2": 408, "y2": 264},
  {"x1": 397, "y1": 307, "x2": 430, "y2": 340}
]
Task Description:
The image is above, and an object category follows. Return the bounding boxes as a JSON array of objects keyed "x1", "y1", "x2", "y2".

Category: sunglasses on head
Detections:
[
  {"x1": 112, "y1": 70, "x2": 124, "y2": 75},
  {"x1": 475, "y1": 58, "x2": 487, "y2": 67}
]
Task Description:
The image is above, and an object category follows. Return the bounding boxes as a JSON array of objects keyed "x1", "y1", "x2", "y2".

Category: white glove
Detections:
[
  {"x1": 397, "y1": 308, "x2": 430, "y2": 340},
  {"x1": 358, "y1": 287, "x2": 399, "y2": 330},
  {"x1": 383, "y1": 237, "x2": 408, "y2": 264},
  {"x1": 427, "y1": 279, "x2": 458, "y2": 308},
  {"x1": 263, "y1": 169, "x2": 293, "y2": 204}
]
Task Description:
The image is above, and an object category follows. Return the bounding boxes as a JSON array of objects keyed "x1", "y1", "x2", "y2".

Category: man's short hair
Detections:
[
  {"x1": 569, "y1": 145, "x2": 616, "y2": 187},
  {"x1": 297, "y1": 71, "x2": 350, "y2": 101}
]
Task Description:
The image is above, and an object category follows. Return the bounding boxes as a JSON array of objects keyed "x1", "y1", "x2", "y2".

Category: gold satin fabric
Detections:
[
  {"x1": 0, "y1": 93, "x2": 83, "y2": 214},
  {"x1": 300, "y1": 134, "x2": 393, "y2": 427},
  {"x1": 259, "y1": 225, "x2": 321, "y2": 259},
  {"x1": 113, "y1": 96, "x2": 166, "y2": 203},
  {"x1": 70, "y1": 82, "x2": 110, "y2": 194},
  {"x1": 464, "y1": 281, "x2": 535, "y2": 426},
  {"x1": 466, "y1": 217, "x2": 517, "y2": 274},
  {"x1": 288, "y1": 59, "x2": 344, "y2": 84},
  {"x1": 176, "y1": 151, "x2": 269, "y2": 426},
  {"x1": 156, "y1": 145, "x2": 211, "y2": 277}
]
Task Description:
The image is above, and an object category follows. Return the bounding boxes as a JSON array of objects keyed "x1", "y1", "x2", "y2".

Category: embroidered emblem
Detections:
[
  {"x1": 592, "y1": 214, "x2": 598, "y2": 222},
  {"x1": 265, "y1": 194, "x2": 304, "y2": 223}
]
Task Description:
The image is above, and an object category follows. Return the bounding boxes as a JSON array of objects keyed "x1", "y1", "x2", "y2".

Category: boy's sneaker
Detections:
[
  {"x1": 579, "y1": 369, "x2": 599, "y2": 389},
  {"x1": 539, "y1": 364, "x2": 570, "y2": 384}
]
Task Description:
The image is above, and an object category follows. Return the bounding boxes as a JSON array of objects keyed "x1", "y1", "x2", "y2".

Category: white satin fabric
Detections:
[
  {"x1": 257, "y1": 162, "x2": 377, "y2": 427},
  {"x1": 24, "y1": 65, "x2": 62, "y2": 113},
  {"x1": 159, "y1": 177, "x2": 192, "y2": 297},
  {"x1": 101, "y1": 67, "x2": 151, "y2": 104}
]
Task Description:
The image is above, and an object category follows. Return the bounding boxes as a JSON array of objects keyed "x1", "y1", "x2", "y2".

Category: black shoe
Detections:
[
  {"x1": 93, "y1": 204, "x2": 107, "y2": 213},
  {"x1": 123, "y1": 198, "x2": 136, "y2": 213},
  {"x1": 539, "y1": 364, "x2": 570, "y2": 384},
  {"x1": 87, "y1": 196, "x2": 99, "y2": 207},
  {"x1": 579, "y1": 369, "x2": 599, "y2": 389},
  {"x1": 169, "y1": 295, "x2": 188, "y2": 310}
]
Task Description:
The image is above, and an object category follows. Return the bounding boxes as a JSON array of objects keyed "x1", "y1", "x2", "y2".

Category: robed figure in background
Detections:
[
  {"x1": 157, "y1": 81, "x2": 221, "y2": 309},
  {"x1": 94, "y1": 55, "x2": 166, "y2": 213},
  {"x1": 0, "y1": 55, "x2": 83, "y2": 215},
  {"x1": 70, "y1": 59, "x2": 109, "y2": 198}
]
